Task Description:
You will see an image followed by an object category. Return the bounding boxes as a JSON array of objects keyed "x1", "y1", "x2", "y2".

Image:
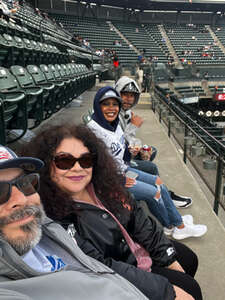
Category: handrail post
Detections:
[
  {"x1": 213, "y1": 157, "x2": 223, "y2": 215},
  {"x1": 183, "y1": 125, "x2": 188, "y2": 164},
  {"x1": 159, "y1": 107, "x2": 162, "y2": 123},
  {"x1": 168, "y1": 119, "x2": 171, "y2": 138}
]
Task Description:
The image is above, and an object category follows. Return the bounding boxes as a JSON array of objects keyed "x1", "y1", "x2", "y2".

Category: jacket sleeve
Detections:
[
  {"x1": 123, "y1": 123, "x2": 139, "y2": 144},
  {"x1": 128, "y1": 199, "x2": 177, "y2": 267},
  {"x1": 75, "y1": 232, "x2": 175, "y2": 300}
]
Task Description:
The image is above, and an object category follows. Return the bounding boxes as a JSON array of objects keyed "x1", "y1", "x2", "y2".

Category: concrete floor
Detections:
[{"x1": 33, "y1": 80, "x2": 225, "y2": 300}]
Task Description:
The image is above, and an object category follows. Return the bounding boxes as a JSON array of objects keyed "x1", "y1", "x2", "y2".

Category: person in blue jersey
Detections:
[{"x1": 87, "y1": 86, "x2": 207, "y2": 240}]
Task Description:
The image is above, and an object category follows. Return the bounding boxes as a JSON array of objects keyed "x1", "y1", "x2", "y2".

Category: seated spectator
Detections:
[
  {"x1": 22, "y1": 124, "x2": 202, "y2": 300},
  {"x1": 115, "y1": 76, "x2": 193, "y2": 208},
  {"x1": 87, "y1": 87, "x2": 207, "y2": 240},
  {"x1": 0, "y1": 0, "x2": 18, "y2": 22},
  {"x1": 0, "y1": 145, "x2": 148, "y2": 300}
]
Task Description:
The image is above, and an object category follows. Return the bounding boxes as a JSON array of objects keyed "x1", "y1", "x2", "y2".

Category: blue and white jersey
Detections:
[
  {"x1": 22, "y1": 245, "x2": 66, "y2": 273},
  {"x1": 88, "y1": 119, "x2": 127, "y2": 172}
]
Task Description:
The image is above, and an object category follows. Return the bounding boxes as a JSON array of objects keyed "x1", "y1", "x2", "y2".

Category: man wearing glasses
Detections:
[{"x1": 0, "y1": 145, "x2": 147, "y2": 300}]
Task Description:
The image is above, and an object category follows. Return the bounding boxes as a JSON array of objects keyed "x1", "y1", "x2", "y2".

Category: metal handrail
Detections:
[{"x1": 153, "y1": 86, "x2": 225, "y2": 214}]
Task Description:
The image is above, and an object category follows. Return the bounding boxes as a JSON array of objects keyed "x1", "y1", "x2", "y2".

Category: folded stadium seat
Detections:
[
  {"x1": 52, "y1": 45, "x2": 61, "y2": 63},
  {"x1": 26, "y1": 65, "x2": 59, "y2": 119},
  {"x1": 81, "y1": 64, "x2": 96, "y2": 89},
  {"x1": 67, "y1": 63, "x2": 83, "y2": 96},
  {"x1": 60, "y1": 64, "x2": 78, "y2": 96},
  {"x1": 40, "y1": 64, "x2": 70, "y2": 106},
  {"x1": 10, "y1": 65, "x2": 45, "y2": 128},
  {"x1": 0, "y1": 67, "x2": 27, "y2": 145},
  {"x1": 54, "y1": 64, "x2": 77, "y2": 100},
  {"x1": 23, "y1": 38, "x2": 35, "y2": 64},
  {"x1": 72, "y1": 64, "x2": 86, "y2": 94},
  {"x1": 21, "y1": 25, "x2": 34, "y2": 40},
  {"x1": 2, "y1": 34, "x2": 21, "y2": 67},
  {"x1": 42, "y1": 43, "x2": 52, "y2": 64},
  {"x1": 47, "y1": 45, "x2": 57, "y2": 64},
  {"x1": 29, "y1": 40, "x2": 42, "y2": 65},
  {"x1": 0, "y1": 34, "x2": 12, "y2": 67},
  {"x1": 48, "y1": 64, "x2": 75, "y2": 100},
  {"x1": 77, "y1": 64, "x2": 90, "y2": 92},
  {"x1": 13, "y1": 36, "x2": 26, "y2": 66},
  {"x1": 0, "y1": 18, "x2": 9, "y2": 35},
  {"x1": 7, "y1": 21, "x2": 22, "y2": 37}
]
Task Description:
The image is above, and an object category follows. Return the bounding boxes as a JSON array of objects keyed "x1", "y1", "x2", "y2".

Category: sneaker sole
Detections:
[
  {"x1": 172, "y1": 229, "x2": 207, "y2": 240},
  {"x1": 173, "y1": 200, "x2": 193, "y2": 208}
]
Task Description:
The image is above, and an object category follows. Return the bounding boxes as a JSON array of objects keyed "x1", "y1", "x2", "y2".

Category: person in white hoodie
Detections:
[{"x1": 115, "y1": 76, "x2": 193, "y2": 209}]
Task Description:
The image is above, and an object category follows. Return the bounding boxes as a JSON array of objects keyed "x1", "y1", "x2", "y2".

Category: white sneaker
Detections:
[
  {"x1": 164, "y1": 227, "x2": 174, "y2": 236},
  {"x1": 182, "y1": 215, "x2": 193, "y2": 225},
  {"x1": 172, "y1": 224, "x2": 207, "y2": 240}
]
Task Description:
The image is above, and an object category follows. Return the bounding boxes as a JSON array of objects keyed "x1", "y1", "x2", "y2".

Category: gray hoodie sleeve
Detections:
[{"x1": 0, "y1": 289, "x2": 32, "y2": 300}]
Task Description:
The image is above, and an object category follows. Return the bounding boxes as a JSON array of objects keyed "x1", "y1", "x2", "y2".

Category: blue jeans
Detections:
[
  {"x1": 132, "y1": 159, "x2": 159, "y2": 176},
  {"x1": 126, "y1": 167, "x2": 182, "y2": 228}
]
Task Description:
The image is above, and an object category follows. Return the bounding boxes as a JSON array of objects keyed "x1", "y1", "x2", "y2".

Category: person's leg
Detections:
[
  {"x1": 127, "y1": 168, "x2": 171, "y2": 227},
  {"x1": 160, "y1": 185, "x2": 183, "y2": 227},
  {"x1": 152, "y1": 266, "x2": 202, "y2": 300},
  {"x1": 172, "y1": 240, "x2": 198, "y2": 277},
  {"x1": 127, "y1": 167, "x2": 183, "y2": 227},
  {"x1": 132, "y1": 159, "x2": 159, "y2": 175}
]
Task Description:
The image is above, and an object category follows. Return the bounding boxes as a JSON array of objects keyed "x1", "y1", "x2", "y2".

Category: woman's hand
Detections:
[
  {"x1": 125, "y1": 177, "x2": 136, "y2": 188},
  {"x1": 173, "y1": 285, "x2": 195, "y2": 300},
  {"x1": 168, "y1": 261, "x2": 185, "y2": 273}
]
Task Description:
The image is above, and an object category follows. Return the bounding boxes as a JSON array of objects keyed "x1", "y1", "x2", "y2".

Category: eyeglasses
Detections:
[
  {"x1": 53, "y1": 153, "x2": 95, "y2": 170},
  {"x1": 0, "y1": 173, "x2": 40, "y2": 205}
]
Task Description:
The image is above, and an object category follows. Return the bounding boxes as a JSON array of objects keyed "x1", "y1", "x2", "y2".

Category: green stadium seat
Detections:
[
  {"x1": 10, "y1": 65, "x2": 45, "y2": 128},
  {"x1": 0, "y1": 67, "x2": 27, "y2": 145}
]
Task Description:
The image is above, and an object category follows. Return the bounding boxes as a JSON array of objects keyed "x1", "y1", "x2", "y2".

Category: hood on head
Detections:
[
  {"x1": 92, "y1": 86, "x2": 122, "y2": 132},
  {"x1": 115, "y1": 76, "x2": 141, "y2": 108}
]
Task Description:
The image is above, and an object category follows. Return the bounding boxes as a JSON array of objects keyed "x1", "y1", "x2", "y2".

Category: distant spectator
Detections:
[
  {"x1": 203, "y1": 71, "x2": 209, "y2": 80},
  {"x1": 137, "y1": 54, "x2": 143, "y2": 65},
  {"x1": 0, "y1": 0, "x2": 18, "y2": 22},
  {"x1": 83, "y1": 38, "x2": 91, "y2": 50},
  {"x1": 113, "y1": 53, "x2": 119, "y2": 68},
  {"x1": 114, "y1": 40, "x2": 122, "y2": 47},
  {"x1": 135, "y1": 27, "x2": 139, "y2": 33}
]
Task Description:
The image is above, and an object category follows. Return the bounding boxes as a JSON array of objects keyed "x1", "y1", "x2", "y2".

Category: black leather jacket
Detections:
[{"x1": 59, "y1": 198, "x2": 177, "y2": 300}]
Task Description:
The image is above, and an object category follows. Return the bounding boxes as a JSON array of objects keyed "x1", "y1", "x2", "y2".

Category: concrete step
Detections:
[{"x1": 136, "y1": 93, "x2": 152, "y2": 109}]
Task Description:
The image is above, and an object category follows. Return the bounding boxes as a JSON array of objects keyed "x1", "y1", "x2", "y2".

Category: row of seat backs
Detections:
[
  {"x1": 0, "y1": 33, "x2": 60, "y2": 53},
  {"x1": 0, "y1": 62, "x2": 96, "y2": 145}
]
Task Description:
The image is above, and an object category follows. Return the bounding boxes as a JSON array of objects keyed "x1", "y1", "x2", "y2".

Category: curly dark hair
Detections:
[{"x1": 20, "y1": 123, "x2": 132, "y2": 221}]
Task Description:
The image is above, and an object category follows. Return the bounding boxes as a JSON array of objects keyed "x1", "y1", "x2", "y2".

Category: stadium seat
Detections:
[
  {"x1": 26, "y1": 65, "x2": 60, "y2": 118},
  {"x1": 0, "y1": 67, "x2": 27, "y2": 145},
  {"x1": 10, "y1": 65, "x2": 45, "y2": 128}
]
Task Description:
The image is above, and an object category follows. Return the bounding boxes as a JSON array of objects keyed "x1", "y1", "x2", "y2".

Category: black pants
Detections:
[{"x1": 152, "y1": 240, "x2": 202, "y2": 300}]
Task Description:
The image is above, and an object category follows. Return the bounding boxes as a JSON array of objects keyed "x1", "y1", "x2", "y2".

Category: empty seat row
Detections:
[{"x1": 0, "y1": 63, "x2": 96, "y2": 145}]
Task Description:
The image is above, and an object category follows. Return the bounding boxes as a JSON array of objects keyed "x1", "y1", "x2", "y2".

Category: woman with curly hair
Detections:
[{"x1": 22, "y1": 123, "x2": 202, "y2": 300}]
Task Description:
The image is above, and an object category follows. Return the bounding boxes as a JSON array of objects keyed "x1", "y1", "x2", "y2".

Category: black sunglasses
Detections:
[
  {"x1": 0, "y1": 173, "x2": 40, "y2": 205},
  {"x1": 53, "y1": 153, "x2": 95, "y2": 170}
]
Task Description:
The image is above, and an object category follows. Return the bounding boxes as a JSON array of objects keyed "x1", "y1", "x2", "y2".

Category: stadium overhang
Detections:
[{"x1": 56, "y1": 0, "x2": 225, "y2": 12}]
